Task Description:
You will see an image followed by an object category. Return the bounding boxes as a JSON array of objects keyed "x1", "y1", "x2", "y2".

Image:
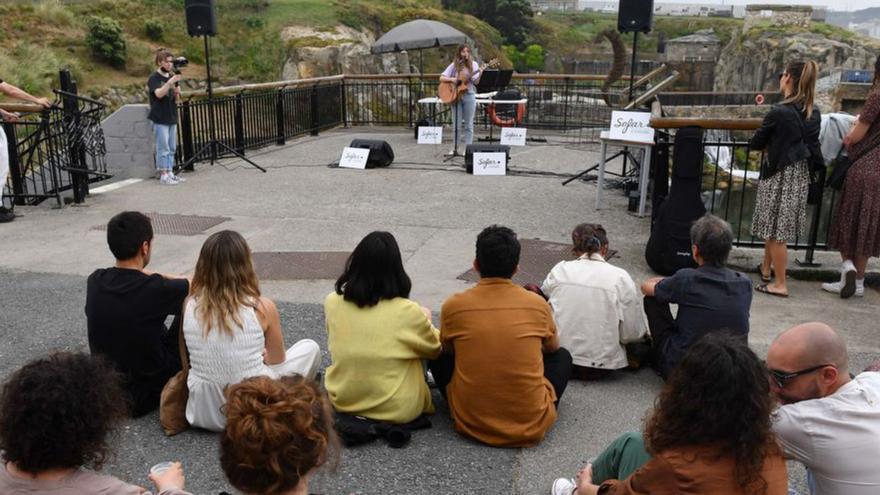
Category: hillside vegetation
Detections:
[{"x1": 0, "y1": 0, "x2": 874, "y2": 100}]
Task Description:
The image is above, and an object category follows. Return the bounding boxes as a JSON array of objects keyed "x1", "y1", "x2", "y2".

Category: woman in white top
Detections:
[
  {"x1": 183, "y1": 230, "x2": 321, "y2": 431},
  {"x1": 439, "y1": 44, "x2": 482, "y2": 152},
  {"x1": 541, "y1": 224, "x2": 648, "y2": 380}
]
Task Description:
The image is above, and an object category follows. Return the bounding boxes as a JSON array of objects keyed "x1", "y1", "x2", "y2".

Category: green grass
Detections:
[{"x1": 265, "y1": 0, "x2": 339, "y2": 31}]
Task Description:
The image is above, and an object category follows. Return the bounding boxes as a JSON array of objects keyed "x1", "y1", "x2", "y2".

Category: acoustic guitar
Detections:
[{"x1": 437, "y1": 58, "x2": 499, "y2": 104}]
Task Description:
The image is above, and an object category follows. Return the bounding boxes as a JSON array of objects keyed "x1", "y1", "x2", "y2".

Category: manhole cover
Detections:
[
  {"x1": 93, "y1": 213, "x2": 230, "y2": 236},
  {"x1": 252, "y1": 251, "x2": 351, "y2": 281}
]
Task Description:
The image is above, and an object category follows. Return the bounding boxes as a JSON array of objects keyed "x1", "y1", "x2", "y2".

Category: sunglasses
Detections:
[
  {"x1": 768, "y1": 363, "x2": 832, "y2": 389},
  {"x1": 778, "y1": 72, "x2": 790, "y2": 80}
]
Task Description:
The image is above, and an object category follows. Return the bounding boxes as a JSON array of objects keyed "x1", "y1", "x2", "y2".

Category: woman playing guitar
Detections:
[{"x1": 439, "y1": 44, "x2": 482, "y2": 154}]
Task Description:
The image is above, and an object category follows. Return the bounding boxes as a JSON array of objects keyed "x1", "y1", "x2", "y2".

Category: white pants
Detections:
[
  {"x1": 0, "y1": 126, "x2": 9, "y2": 202},
  {"x1": 266, "y1": 338, "x2": 322, "y2": 380}
]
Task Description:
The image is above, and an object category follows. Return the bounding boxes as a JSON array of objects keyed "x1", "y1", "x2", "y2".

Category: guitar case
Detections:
[{"x1": 645, "y1": 126, "x2": 705, "y2": 275}]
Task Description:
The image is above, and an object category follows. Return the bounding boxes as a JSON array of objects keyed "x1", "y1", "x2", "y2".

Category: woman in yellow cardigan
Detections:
[{"x1": 324, "y1": 231, "x2": 441, "y2": 423}]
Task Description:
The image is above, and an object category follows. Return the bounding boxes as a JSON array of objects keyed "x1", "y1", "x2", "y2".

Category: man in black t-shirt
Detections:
[
  {"x1": 147, "y1": 48, "x2": 183, "y2": 185},
  {"x1": 640, "y1": 214, "x2": 753, "y2": 378},
  {"x1": 0, "y1": 79, "x2": 51, "y2": 222},
  {"x1": 86, "y1": 211, "x2": 190, "y2": 416}
]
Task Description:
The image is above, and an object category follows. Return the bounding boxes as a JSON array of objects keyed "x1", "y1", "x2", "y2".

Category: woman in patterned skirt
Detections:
[
  {"x1": 825, "y1": 55, "x2": 880, "y2": 299},
  {"x1": 749, "y1": 60, "x2": 821, "y2": 297}
]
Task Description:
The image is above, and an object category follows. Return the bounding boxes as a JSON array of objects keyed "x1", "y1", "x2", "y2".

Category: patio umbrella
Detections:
[{"x1": 371, "y1": 19, "x2": 472, "y2": 74}]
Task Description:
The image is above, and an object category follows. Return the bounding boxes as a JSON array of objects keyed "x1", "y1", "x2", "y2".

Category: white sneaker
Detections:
[
  {"x1": 840, "y1": 261, "x2": 857, "y2": 299},
  {"x1": 551, "y1": 478, "x2": 576, "y2": 495},
  {"x1": 170, "y1": 173, "x2": 186, "y2": 183},
  {"x1": 159, "y1": 174, "x2": 179, "y2": 185},
  {"x1": 821, "y1": 280, "x2": 864, "y2": 297}
]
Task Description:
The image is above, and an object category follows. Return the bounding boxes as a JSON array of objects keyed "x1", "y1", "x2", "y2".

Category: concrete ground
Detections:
[{"x1": 0, "y1": 128, "x2": 877, "y2": 494}]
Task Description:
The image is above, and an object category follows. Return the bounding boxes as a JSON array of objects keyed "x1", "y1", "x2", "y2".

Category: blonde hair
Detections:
[
  {"x1": 782, "y1": 60, "x2": 819, "y2": 118},
  {"x1": 191, "y1": 230, "x2": 261, "y2": 336}
]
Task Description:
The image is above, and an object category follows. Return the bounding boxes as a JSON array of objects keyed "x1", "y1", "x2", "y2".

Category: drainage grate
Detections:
[
  {"x1": 457, "y1": 238, "x2": 576, "y2": 286},
  {"x1": 251, "y1": 251, "x2": 351, "y2": 281},
  {"x1": 93, "y1": 213, "x2": 230, "y2": 236}
]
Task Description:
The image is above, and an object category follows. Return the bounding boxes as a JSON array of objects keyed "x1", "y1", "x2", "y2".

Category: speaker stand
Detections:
[{"x1": 179, "y1": 34, "x2": 266, "y2": 173}]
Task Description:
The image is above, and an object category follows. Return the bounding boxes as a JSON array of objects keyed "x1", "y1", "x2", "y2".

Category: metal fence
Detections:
[
  {"x1": 651, "y1": 118, "x2": 837, "y2": 263},
  {"x1": 2, "y1": 73, "x2": 108, "y2": 208}
]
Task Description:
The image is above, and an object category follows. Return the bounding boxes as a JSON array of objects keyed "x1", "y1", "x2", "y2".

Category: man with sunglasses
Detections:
[{"x1": 767, "y1": 322, "x2": 880, "y2": 494}]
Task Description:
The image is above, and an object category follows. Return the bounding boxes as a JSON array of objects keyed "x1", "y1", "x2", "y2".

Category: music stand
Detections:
[{"x1": 476, "y1": 69, "x2": 512, "y2": 93}]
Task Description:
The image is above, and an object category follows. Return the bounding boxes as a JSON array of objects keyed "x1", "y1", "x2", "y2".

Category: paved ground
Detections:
[{"x1": 1, "y1": 128, "x2": 877, "y2": 494}]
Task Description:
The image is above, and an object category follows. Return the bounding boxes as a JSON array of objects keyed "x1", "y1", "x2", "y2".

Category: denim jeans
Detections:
[
  {"x1": 153, "y1": 123, "x2": 177, "y2": 172},
  {"x1": 451, "y1": 91, "x2": 476, "y2": 147},
  {"x1": 0, "y1": 126, "x2": 9, "y2": 202}
]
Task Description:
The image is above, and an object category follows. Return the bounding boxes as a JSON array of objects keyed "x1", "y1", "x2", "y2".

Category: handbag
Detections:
[
  {"x1": 159, "y1": 319, "x2": 190, "y2": 436},
  {"x1": 788, "y1": 106, "x2": 825, "y2": 205},
  {"x1": 827, "y1": 154, "x2": 852, "y2": 191}
]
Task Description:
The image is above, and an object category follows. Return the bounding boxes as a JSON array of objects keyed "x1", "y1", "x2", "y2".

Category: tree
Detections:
[{"x1": 493, "y1": 0, "x2": 533, "y2": 46}]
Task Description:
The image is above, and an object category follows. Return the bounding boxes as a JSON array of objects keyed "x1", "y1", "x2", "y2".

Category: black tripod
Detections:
[
  {"x1": 563, "y1": 31, "x2": 643, "y2": 186},
  {"x1": 179, "y1": 35, "x2": 266, "y2": 172}
]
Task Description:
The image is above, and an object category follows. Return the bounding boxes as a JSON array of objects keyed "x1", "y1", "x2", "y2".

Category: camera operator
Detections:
[
  {"x1": 148, "y1": 48, "x2": 184, "y2": 185},
  {"x1": 0, "y1": 79, "x2": 52, "y2": 223}
]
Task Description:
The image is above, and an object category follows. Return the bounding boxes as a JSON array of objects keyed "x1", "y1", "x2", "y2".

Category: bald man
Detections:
[{"x1": 766, "y1": 322, "x2": 880, "y2": 494}]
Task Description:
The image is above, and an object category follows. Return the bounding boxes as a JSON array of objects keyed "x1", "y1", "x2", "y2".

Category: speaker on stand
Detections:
[{"x1": 180, "y1": 0, "x2": 265, "y2": 172}]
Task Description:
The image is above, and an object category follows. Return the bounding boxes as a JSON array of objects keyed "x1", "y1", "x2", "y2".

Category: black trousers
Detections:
[
  {"x1": 130, "y1": 315, "x2": 183, "y2": 418},
  {"x1": 428, "y1": 347, "x2": 573, "y2": 406},
  {"x1": 643, "y1": 296, "x2": 676, "y2": 379}
]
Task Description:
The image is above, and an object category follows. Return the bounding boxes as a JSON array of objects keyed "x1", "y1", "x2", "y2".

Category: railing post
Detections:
[
  {"x1": 3, "y1": 121, "x2": 25, "y2": 206},
  {"x1": 59, "y1": 69, "x2": 87, "y2": 204},
  {"x1": 341, "y1": 78, "x2": 348, "y2": 128},
  {"x1": 180, "y1": 100, "x2": 195, "y2": 171},
  {"x1": 234, "y1": 92, "x2": 245, "y2": 154},
  {"x1": 562, "y1": 77, "x2": 571, "y2": 131},
  {"x1": 310, "y1": 84, "x2": 320, "y2": 136},
  {"x1": 408, "y1": 75, "x2": 414, "y2": 128},
  {"x1": 275, "y1": 88, "x2": 286, "y2": 145}
]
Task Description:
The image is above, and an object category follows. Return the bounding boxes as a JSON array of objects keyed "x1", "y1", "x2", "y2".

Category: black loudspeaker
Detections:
[
  {"x1": 349, "y1": 139, "x2": 394, "y2": 168},
  {"x1": 465, "y1": 144, "x2": 510, "y2": 174},
  {"x1": 185, "y1": 0, "x2": 217, "y2": 37},
  {"x1": 618, "y1": 0, "x2": 653, "y2": 34}
]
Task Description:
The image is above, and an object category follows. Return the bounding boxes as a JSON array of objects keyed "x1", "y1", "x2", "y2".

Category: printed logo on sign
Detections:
[
  {"x1": 472, "y1": 152, "x2": 506, "y2": 176},
  {"x1": 338, "y1": 146, "x2": 369, "y2": 169},
  {"x1": 500, "y1": 127, "x2": 527, "y2": 146},
  {"x1": 417, "y1": 126, "x2": 443, "y2": 145},
  {"x1": 608, "y1": 111, "x2": 654, "y2": 143}
]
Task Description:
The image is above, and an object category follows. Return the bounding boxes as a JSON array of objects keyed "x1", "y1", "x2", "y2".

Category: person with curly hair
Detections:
[
  {"x1": 551, "y1": 333, "x2": 787, "y2": 495},
  {"x1": 0, "y1": 352, "x2": 192, "y2": 494},
  {"x1": 184, "y1": 230, "x2": 321, "y2": 431},
  {"x1": 220, "y1": 375, "x2": 337, "y2": 495}
]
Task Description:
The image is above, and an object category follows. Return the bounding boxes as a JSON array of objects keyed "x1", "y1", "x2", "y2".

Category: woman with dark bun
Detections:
[
  {"x1": 0, "y1": 352, "x2": 191, "y2": 494},
  {"x1": 551, "y1": 333, "x2": 787, "y2": 495},
  {"x1": 221, "y1": 375, "x2": 337, "y2": 495}
]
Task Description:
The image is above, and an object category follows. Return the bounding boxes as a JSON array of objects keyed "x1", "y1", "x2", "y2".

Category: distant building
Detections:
[
  {"x1": 531, "y1": 0, "x2": 578, "y2": 12},
  {"x1": 653, "y1": 3, "x2": 733, "y2": 18},
  {"x1": 664, "y1": 29, "x2": 721, "y2": 62}
]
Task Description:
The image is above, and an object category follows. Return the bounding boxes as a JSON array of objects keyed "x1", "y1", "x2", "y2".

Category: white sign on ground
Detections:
[
  {"x1": 472, "y1": 152, "x2": 507, "y2": 176},
  {"x1": 338, "y1": 147, "x2": 369, "y2": 169},
  {"x1": 609, "y1": 111, "x2": 654, "y2": 143},
  {"x1": 500, "y1": 127, "x2": 527, "y2": 146},
  {"x1": 417, "y1": 126, "x2": 443, "y2": 144}
]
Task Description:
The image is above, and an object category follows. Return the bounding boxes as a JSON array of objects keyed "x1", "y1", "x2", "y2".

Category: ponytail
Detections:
[
  {"x1": 782, "y1": 60, "x2": 819, "y2": 118},
  {"x1": 873, "y1": 54, "x2": 880, "y2": 91}
]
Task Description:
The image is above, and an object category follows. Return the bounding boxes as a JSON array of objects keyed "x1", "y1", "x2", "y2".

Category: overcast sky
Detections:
[{"x1": 655, "y1": 0, "x2": 874, "y2": 12}]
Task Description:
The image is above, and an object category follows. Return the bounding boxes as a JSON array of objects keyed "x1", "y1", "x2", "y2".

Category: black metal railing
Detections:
[
  {"x1": 657, "y1": 92, "x2": 784, "y2": 107},
  {"x1": 651, "y1": 118, "x2": 837, "y2": 263},
  {"x1": 2, "y1": 72, "x2": 109, "y2": 208}
]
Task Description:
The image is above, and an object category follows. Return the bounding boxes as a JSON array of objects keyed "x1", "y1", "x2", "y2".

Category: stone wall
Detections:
[
  {"x1": 744, "y1": 5, "x2": 812, "y2": 32},
  {"x1": 101, "y1": 104, "x2": 155, "y2": 179},
  {"x1": 666, "y1": 41, "x2": 720, "y2": 62}
]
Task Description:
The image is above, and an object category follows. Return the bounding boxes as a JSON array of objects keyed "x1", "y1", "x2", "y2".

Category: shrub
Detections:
[
  {"x1": 0, "y1": 43, "x2": 83, "y2": 97},
  {"x1": 144, "y1": 18, "x2": 164, "y2": 41},
  {"x1": 244, "y1": 16, "x2": 265, "y2": 29},
  {"x1": 86, "y1": 16, "x2": 127, "y2": 69}
]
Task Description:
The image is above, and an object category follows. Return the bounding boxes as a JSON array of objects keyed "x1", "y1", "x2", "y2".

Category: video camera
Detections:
[{"x1": 171, "y1": 56, "x2": 189, "y2": 75}]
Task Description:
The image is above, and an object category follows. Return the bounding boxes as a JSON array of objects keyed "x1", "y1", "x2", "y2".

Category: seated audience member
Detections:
[
  {"x1": 767, "y1": 322, "x2": 880, "y2": 494},
  {"x1": 640, "y1": 214, "x2": 752, "y2": 378},
  {"x1": 324, "y1": 231, "x2": 441, "y2": 423},
  {"x1": 0, "y1": 352, "x2": 192, "y2": 494},
  {"x1": 552, "y1": 333, "x2": 787, "y2": 495},
  {"x1": 184, "y1": 230, "x2": 320, "y2": 431},
  {"x1": 430, "y1": 225, "x2": 572, "y2": 447},
  {"x1": 221, "y1": 376, "x2": 337, "y2": 495},
  {"x1": 542, "y1": 223, "x2": 648, "y2": 379},
  {"x1": 86, "y1": 211, "x2": 190, "y2": 416}
]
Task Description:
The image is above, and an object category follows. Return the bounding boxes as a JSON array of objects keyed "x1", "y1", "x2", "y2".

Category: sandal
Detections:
[
  {"x1": 755, "y1": 283, "x2": 788, "y2": 298},
  {"x1": 757, "y1": 264, "x2": 772, "y2": 283}
]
